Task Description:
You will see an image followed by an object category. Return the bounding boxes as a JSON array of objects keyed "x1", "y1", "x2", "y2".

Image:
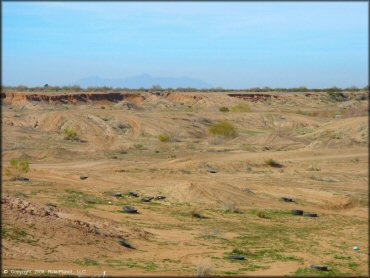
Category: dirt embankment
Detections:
[
  {"x1": 1, "y1": 92, "x2": 146, "y2": 105},
  {"x1": 2, "y1": 91, "x2": 289, "y2": 105},
  {"x1": 228, "y1": 93, "x2": 280, "y2": 102}
]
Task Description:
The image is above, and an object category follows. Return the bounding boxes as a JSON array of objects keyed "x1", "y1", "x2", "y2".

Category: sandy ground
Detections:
[{"x1": 1, "y1": 91, "x2": 368, "y2": 276}]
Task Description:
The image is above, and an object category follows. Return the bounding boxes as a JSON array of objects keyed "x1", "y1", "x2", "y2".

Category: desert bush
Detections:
[
  {"x1": 256, "y1": 211, "x2": 270, "y2": 219},
  {"x1": 209, "y1": 122, "x2": 237, "y2": 138},
  {"x1": 119, "y1": 149, "x2": 128, "y2": 154},
  {"x1": 231, "y1": 103, "x2": 251, "y2": 112},
  {"x1": 219, "y1": 106, "x2": 229, "y2": 112},
  {"x1": 6, "y1": 159, "x2": 30, "y2": 181},
  {"x1": 117, "y1": 122, "x2": 131, "y2": 130},
  {"x1": 208, "y1": 136, "x2": 226, "y2": 145},
  {"x1": 355, "y1": 93, "x2": 368, "y2": 101},
  {"x1": 134, "y1": 144, "x2": 144, "y2": 150},
  {"x1": 202, "y1": 228, "x2": 222, "y2": 238},
  {"x1": 63, "y1": 128, "x2": 79, "y2": 141},
  {"x1": 265, "y1": 159, "x2": 283, "y2": 168},
  {"x1": 307, "y1": 164, "x2": 320, "y2": 171},
  {"x1": 159, "y1": 134, "x2": 171, "y2": 142},
  {"x1": 342, "y1": 105, "x2": 369, "y2": 118},
  {"x1": 327, "y1": 91, "x2": 347, "y2": 102},
  {"x1": 195, "y1": 260, "x2": 212, "y2": 277},
  {"x1": 191, "y1": 209, "x2": 205, "y2": 219},
  {"x1": 222, "y1": 201, "x2": 241, "y2": 213},
  {"x1": 311, "y1": 110, "x2": 336, "y2": 118}
]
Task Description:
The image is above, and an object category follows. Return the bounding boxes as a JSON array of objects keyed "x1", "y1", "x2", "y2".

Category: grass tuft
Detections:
[
  {"x1": 63, "y1": 128, "x2": 79, "y2": 141},
  {"x1": 219, "y1": 106, "x2": 230, "y2": 112}
]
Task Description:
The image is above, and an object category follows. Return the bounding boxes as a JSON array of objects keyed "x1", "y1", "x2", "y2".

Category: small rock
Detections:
[
  {"x1": 123, "y1": 206, "x2": 138, "y2": 214},
  {"x1": 282, "y1": 197, "x2": 294, "y2": 202},
  {"x1": 291, "y1": 209, "x2": 304, "y2": 216},
  {"x1": 227, "y1": 255, "x2": 246, "y2": 260},
  {"x1": 17, "y1": 177, "x2": 30, "y2": 181},
  {"x1": 118, "y1": 239, "x2": 136, "y2": 249},
  {"x1": 242, "y1": 188, "x2": 255, "y2": 194},
  {"x1": 310, "y1": 265, "x2": 329, "y2": 271},
  {"x1": 303, "y1": 212, "x2": 318, "y2": 217},
  {"x1": 80, "y1": 176, "x2": 88, "y2": 180},
  {"x1": 141, "y1": 196, "x2": 154, "y2": 202},
  {"x1": 207, "y1": 167, "x2": 219, "y2": 173},
  {"x1": 113, "y1": 193, "x2": 123, "y2": 197},
  {"x1": 128, "y1": 192, "x2": 139, "y2": 197},
  {"x1": 155, "y1": 195, "x2": 166, "y2": 200}
]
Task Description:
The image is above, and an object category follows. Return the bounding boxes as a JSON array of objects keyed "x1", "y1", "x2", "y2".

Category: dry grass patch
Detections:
[
  {"x1": 231, "y1": 103, "x2": 251, "y2": 113},
  {"x1": 209, "y1": 122, "x2": 237, "y2": 138}
]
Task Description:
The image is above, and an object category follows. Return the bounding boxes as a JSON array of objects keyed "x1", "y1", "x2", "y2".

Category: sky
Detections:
[{"x1": 2, "y1": 2, "x2": 368, "y2": 89}]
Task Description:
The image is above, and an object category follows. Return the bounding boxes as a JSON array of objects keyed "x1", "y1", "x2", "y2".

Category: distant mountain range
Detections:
[{"x1": 74, "y1": 74, "x2": 212, "y2": 89}]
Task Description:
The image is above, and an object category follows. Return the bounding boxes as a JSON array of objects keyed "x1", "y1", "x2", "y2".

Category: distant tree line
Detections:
[{"x1": 1, "y1": 84, "x2": 368, "y2": 93}]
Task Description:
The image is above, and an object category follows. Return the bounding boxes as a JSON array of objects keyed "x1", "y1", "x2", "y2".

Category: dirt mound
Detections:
[
  {"x1": 2, "y1": 195, "x2": 154, "y2": 263},
  {"x1": 2, "y1": 195, "x2": 59, "y2": 217},
  {"x1": 304, "y1": 116, "x2": 368, "y2": 148}
]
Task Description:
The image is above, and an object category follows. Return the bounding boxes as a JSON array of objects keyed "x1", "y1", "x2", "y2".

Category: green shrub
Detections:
[
  {"x1": 6, "y1": 159, "x2": 30, "y2": 180},
  {"x1": 327, "y1": 91, "x2": 347, "y2": 102},
  {"x1": 63, "y1": 128, "x2": 79, "y2": 141},
  {"x1": 159, "y1": 134, "x2": 171, "y2": 142},
  {"x1": 219, "y1": 106, "x2": 230, "y2": 112},
  {"x1": 209, "y1": 122, "x2": 237, "y2": 138},
  {"x1": 231, "y1": 103, "x2": 251, "y2": 113},
  {"x1": 230, "y1": 248, "x2": 249, "y2": 256}
]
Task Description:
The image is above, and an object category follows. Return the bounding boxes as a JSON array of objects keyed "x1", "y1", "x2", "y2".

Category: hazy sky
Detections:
[{"x1": 3, "y1": 2, "x2": 368, "y2": 88}]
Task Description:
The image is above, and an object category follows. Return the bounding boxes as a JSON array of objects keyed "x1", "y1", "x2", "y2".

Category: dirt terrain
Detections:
[{"x1": 1, "y1": 90, "x2": 368, "y2": 276}]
